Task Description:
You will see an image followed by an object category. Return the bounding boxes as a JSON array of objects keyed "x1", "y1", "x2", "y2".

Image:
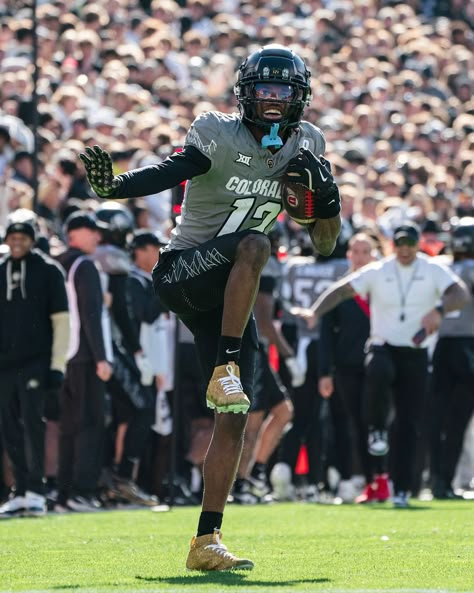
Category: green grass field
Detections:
[{"x1": 1, "y1": 500, "x2": 473, "y2": 593}]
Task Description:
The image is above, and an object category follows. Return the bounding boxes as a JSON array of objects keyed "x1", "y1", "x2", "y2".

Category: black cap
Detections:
[
  {"x1": 393, "y1": 221, "x2": 420, "y2": 243},
  {"x1": 65, "y1": 211, "x2": 107, "y2": 233},
  {"x1": 5, "y1": 221, "x2": 36, "y2": 241},
  {"x1": 129, "y1": 229, "x2": 167, "y2": 250}
]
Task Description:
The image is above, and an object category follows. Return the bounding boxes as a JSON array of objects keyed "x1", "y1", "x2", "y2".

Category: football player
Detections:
[{"x1": 80, "y1": 44, "x2": 341, "y2": 571}]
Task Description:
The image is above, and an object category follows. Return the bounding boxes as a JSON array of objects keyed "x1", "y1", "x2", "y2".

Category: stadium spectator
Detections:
[
  {"x1": 0, "y1": 125, "x2": 13, "y2": 179},
  {"x1": 55, "y1": 212, "x2": 113, "y2": 512},
  {"x1": 0, "y1": 219, "x2": 69, "y2": 518},
  {"x1": 79, "y1": 44, "x2": 341, "y2": 570},
  {"x1": 308, "y1": 221, "x2": 470, "y2": 508}
]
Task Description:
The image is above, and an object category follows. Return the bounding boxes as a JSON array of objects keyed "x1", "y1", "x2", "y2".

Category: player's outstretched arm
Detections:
[{"x1": 79, "y1": 144, "x2": 211, "y2": 199}]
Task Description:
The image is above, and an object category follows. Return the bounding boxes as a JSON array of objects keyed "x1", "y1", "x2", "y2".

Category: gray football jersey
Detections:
[
  {"x1": 438, "y1": 259, "x2": 474, "y2": 337},
  {"x1": 282, "y1": 255, "x2": 349, "y2": 340},
  {"x1": 167, "y1": 111, "x2": 325, "y2": 251}
]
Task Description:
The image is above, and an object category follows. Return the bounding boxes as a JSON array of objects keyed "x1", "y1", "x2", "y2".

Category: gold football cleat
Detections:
[
  {"x1": 206, "y1": 362, "x2": 250, "y2": 414},
  {"x1": 186, "y1": 529, "x2": 254, "y2": 571}
]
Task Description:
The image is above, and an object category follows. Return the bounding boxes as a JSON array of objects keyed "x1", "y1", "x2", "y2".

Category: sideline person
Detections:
[
  {"x1": 0, "y1": 220, "x2": 69, "y2": 518},
  {"x1": 308, "y1": 221, "x2": 470, "y2": 508}
]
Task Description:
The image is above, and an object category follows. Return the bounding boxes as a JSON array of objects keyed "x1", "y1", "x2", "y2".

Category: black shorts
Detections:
[
  {"x1": 251, "y1": 344, "x2": 289, "y2": 413},
  {"x1": 152, "y1": 231, "x2": 261, "y2": 398}
]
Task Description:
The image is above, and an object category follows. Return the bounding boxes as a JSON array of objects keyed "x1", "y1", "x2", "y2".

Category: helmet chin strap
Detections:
[{"x1": 261, "y1": 123, "x2": 283, "y2": 148}]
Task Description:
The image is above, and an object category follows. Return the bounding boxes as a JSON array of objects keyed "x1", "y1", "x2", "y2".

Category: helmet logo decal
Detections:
[
  {"x1": 263, "y1": 66, "x2": 270, "y2": 78},
  {"x1": 282, "y1": 68, "x2": 289, "y2": 80},
  {"x1": 235, "y1": 152, "x2": 252, "y2": 167}
]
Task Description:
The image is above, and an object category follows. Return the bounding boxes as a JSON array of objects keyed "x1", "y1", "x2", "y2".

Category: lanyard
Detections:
[{"x1": 393, "y1": 260, "x2": 419, "y2": 321}]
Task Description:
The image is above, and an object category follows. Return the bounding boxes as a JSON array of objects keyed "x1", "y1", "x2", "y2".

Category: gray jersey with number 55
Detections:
[{"x1": 167, "y1": 111, "x2": 325, "y2": 251}]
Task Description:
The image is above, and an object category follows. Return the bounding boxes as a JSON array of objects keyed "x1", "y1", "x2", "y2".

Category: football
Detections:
[{"x1": 281, "y1": 180, "x2": 317, "y2": 225}]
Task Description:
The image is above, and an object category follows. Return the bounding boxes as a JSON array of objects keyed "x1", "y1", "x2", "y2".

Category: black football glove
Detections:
[
  {"x1": 284, "y1": 148, "x2": 341, "y2": 219},
  {"x1": 79, "y1": 145, "x2": 122, "y2": 198}
]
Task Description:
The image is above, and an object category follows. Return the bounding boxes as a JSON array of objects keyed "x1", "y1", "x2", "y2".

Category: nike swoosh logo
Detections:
[
  {"x1": 319, "y1": 169, "x2": 328, "y2": 182},
  {"x1": 225, "y1": 348, "x2": 240, "y2": 354}
]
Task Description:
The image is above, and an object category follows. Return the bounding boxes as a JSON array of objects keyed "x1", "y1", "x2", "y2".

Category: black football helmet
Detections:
[
  {"x1": 234, "y1": 44, "x2": 311, "y2": 130},
  {"x1": 451, "y1": 217, "x2": 474, "y2": 256},
  {"x1": 95, "y1": 201, "x2": 135, "y2": 248}
]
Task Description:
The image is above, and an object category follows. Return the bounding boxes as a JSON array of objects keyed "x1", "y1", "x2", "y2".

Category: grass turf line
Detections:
[{"x1": 0, "y1": 500, "x2": 473, "y2": 592}]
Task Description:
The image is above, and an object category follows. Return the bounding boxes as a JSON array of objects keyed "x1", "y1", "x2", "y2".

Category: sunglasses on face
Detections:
[{"x1": 394, "y1": 237, "x2": 418, "y2": 247}]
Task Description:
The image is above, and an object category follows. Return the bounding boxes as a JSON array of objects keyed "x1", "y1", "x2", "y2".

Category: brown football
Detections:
[{"x1": 281, "y1": 181, "x2": 317, "y2": 225}]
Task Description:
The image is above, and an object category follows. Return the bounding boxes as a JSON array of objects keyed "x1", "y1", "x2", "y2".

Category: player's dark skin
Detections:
[{"x1": 204, "y1": 101, "x2": 341, "y2": 513}]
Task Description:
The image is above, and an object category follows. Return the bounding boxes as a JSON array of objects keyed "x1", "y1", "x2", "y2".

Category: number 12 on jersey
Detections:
[{"x1": 217, "y1": 197, "x2": 282, "y2": 236}]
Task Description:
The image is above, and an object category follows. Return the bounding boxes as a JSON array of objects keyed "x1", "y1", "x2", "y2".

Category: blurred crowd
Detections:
[{"x1": 0, "y1": 0, "x2": 473, "y2": 513}]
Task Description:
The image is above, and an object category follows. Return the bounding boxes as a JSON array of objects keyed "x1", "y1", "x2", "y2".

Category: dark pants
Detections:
[
  {"x1": 57, "y1": 362, "x2": 105, "y2": 501},
  {"x1": 364, "y1": 344, "x2": 429, "y2": 493},
  {"x1": 431, "y1": 337, "x2": 474, "y2": 488},
  {"x1": 333, "y1": 367, "x2": 369, "y2": 481},
  {"x1": 153, "y1": 231, "x2": 261, "y2": 397},
  {"x1": 0, "y1": 359, "x2": 48, "y2": 495}
]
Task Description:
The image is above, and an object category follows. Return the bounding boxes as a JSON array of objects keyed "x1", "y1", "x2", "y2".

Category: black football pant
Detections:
[
  {"x1": 153, "y1": 230, "x2": 261, "y2": 397},
  {"x1": 0, "y1": 358, "x2": 48, "y2": 496},
  {"x1": 430, "y1": 337, "x2": 474, "y2": 489},
  {"x1": 364, "y1": 344, "x2": 429, "y2": 493},
  {"x1": 57, "y1": 362, "x2": 105, "y2": 502}
]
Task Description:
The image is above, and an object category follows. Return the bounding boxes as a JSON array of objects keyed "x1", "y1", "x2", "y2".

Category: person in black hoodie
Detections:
[
  {"x1": 55, "y1": 212, "x2": 112, "y2": 512},
  {"x1": 0, "y1": 221, "x2": 69, "y2": 518}
]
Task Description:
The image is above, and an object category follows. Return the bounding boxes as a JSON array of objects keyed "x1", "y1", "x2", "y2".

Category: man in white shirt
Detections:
[{"x1": 308, "y1": 221, "x2": 470, "y2": 507}]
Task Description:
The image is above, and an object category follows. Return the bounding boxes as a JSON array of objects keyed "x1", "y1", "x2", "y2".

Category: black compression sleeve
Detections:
[{"x1": 109, "y1": 145, "x2": 211, "y2": 198}]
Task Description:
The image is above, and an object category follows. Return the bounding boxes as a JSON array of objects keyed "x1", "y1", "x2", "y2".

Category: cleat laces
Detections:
[
  {"x1": 219, "y1": 365, "x2": 244, "y2": 396},
  {"x1": 205, "y1": 543, "x2": 236, "y2": 560}
]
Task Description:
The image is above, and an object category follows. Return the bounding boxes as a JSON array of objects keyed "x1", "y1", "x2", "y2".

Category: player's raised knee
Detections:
[{"x1": 237, "y1": 233, "x2": 271, "y2": 267}]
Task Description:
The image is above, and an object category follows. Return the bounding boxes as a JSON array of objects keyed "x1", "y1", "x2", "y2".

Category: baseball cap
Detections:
[
  {"x1": 128, "y1": 229, "x2": 167, "y2": 250},
  {"x1": 65, "y1": 211, "x2": 107, "y2": 233},
  {"x1": 5, "y1": 221, "x2": 36, "y2": 241},
  {"x1": 393, "y1": 221, "x2": 420, "y2": 243}
]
